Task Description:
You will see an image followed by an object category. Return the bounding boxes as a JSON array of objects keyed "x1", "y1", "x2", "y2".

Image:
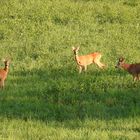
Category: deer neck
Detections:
[
  {"x1": 74, "y1": 53, "x2": 80, "y2": 63},
  {"x1": 4, "y1": 64, "x2": 9, "y2": 72},
  {"x1": 121, "y1": 63, "x2": 130, "y2": 71}
]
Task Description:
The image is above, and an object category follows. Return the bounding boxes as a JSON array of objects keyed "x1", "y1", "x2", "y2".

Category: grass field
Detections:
[{"x1": 0, "y1": 0, "x2": 140, "y2": 139}]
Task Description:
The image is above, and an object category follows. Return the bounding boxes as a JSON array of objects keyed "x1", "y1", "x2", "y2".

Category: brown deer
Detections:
[
  {"x1": 72, "y1": 47, "x2": 105, "y2": 73},
  {"x1": 115, "y1": 57, "x2": 140, "y2": 81},
  {"x1": 0, "y1": 59, "x2": 10, "y2": 88}
]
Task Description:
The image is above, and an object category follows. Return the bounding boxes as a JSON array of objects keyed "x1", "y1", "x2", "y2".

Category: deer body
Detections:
[
  {"x1": 0, "y1": 59, "x2": 10, "y2": 88},
  {"x1": 72, "y1": 47, "x2": 105, "y2": 73},
  {"x1": 116, "y1": 58, "x2": 140, "y2": 81}
]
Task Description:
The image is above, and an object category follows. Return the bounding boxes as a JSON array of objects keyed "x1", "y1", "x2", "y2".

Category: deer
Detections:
[
  {"x1": 115, "y1": 57, "x2": 140, "y2": 81},
  {"x1": 72, "y1": 46, "x2": 105, "y2": 73},
  {"x1": 0, "y1": 59, "x2": 10, "y2": 89}
]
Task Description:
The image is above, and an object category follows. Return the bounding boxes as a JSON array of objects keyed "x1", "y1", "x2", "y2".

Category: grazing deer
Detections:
[
  {"x1": 115, "y1": 57, "x2": 140, "y2": 81},
  {"x1": 72, "y1": 47, "x2": 105, "y2": 73},
  {"x1": 0, "y1": 59, "x2": 10, "y2": 88}
]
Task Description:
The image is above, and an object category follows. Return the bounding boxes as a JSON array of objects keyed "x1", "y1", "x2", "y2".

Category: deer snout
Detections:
[
  {"x1": 115, "y1": 65, "x2": 118, "y2": 68},
  {"x1": 115, "y1": 63, "x2": 120, "y2": 68}
]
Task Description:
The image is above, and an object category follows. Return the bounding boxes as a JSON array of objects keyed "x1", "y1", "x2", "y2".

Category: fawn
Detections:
[
  {"x1": 115, "y1": 57, "x2": 140, "y2": 81},
  {"x1": 0, "y1": 59, "x2": 10, "y2": 88},
  {"x1": 72, "y1": 47, "x2": 105, "y2": 73}
]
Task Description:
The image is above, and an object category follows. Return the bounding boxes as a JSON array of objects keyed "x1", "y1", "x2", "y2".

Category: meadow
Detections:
[{"x1": 0, "y1": 0, "x2": 140, "y2": 139}]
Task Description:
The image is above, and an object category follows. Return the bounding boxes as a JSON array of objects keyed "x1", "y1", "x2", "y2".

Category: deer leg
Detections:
[
  {"x1": 138, "y1": 74, "x2": 140, "y2": 80},
  {"x1": 95, "y1": 61, "x2": 104, "y2": 69},
  {"x1": 133, "y1": 75, "x2": 138, "y2": 82},
  {"x1": 94, "y1": 56, "x2": 105, "y2": 69},
  {"x1": 94, "y1": 59, "x2": 100, "y2": 68},
  {"x1": 79, "y1": 66, "x2": 83, "y2": 74},
  {"x1": 99, "y1": 62, "x2": 105, "y2": 69},
  {"x1": 136, "y1": 74, "x2": 140, "y2": 81},
  {"x1": 94, "y1": 57, "x2": 100, "y2": 68},
  {"x1": 97, "y1": 57, "x2": 105, "y2": 69},
  {"x1": 0, "y1": 80, "x2": 4, "y2": 89},
  {"x1": 1, "y1": 80, "x2": 4, "y2": 89},
  {"x1": 2, "y1": 81, "x2": 4, "y2": 89},
  {"x1": 84, "y1": 65, "x2": 87, "y2": 72},
  {"x1": 136, "y1": 74, "x2": 139, "y2": 81}
]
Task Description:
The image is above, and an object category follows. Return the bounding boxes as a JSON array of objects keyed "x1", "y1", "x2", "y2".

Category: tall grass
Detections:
[{"x1": 0, "y1": 0, "x2": 140, "y2": 139}]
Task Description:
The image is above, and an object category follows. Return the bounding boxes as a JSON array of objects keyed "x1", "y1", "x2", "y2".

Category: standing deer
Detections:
[
  {"x1": 72, "y1": 47, "x2": 105, "y2": 73},
  {"x1": 0, "y1": 59, "x2": 10, "y2": 88},
  {"x1": 115, "y1": 57, "x2": 140, "y2": 81}
]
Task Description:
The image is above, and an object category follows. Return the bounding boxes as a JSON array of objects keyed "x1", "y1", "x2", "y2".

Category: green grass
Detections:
[{"x1": 0, "y1": 0, "x2": 140, "y2": 139}]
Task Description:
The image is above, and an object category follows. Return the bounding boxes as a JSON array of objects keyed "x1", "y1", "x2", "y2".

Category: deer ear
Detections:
[
  {"x1": 3, "y1": 57, "x2": 11, "y2": 63},
  {"x1": 119, "y1": 57, "x2": 124, "y2": 62},
  {"x1": 72, "y1": 47, "x2": 75, "y2": 51},
  {"x1": 77, "y1": 46, "x2": 80, "y2": 50},
  {"x1": 8, "y1": 58, "x2": 11, "y2": 63}
]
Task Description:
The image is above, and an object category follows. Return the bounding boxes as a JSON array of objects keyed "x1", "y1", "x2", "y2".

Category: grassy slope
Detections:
[{"x1": 0, "y1": 0, "x2": 140, "y2": 139}]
